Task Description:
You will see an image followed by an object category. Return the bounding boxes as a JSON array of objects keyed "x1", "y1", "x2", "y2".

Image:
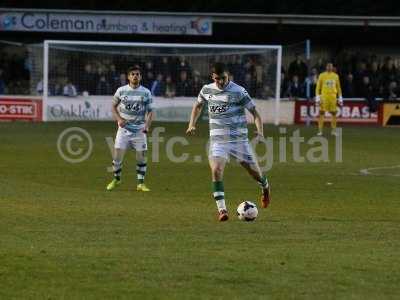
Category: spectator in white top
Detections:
[
  {"x1": 36, "y1": 79, "x2": 43, "y2": 95},
  {"x1": 63, "y1": 79, "x2": 78, "y2": 97}
]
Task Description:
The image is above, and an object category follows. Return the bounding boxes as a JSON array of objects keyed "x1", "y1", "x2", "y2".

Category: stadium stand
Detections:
[{"x1": 0, "y1": 41, "x2": 399, "y2": 101}]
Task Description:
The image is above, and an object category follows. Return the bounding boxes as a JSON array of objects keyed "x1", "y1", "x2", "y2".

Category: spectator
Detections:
[
  {"x1": 192, "y1": 71, "x2": 204, "y2": 95},
  {"x1": 151, "y1": 73, "x2": 166, "y2": 96},
  {"x1": 49, "y1": 79, "x2": 63, "y2": 96},
  {"x1": 143, "y1": 71, "x2": 155, "y2": 89},
  {"x1": 37, "y1": 78, "x2": 63, "y2": 96},
  {"x1": 113, "y1": 73, "x2": 127, "y2": 91},
  {"x1": 359, "y1": 76, "x2": 378, "y2": 112},
  {"x1": 280, "y1": 68, "x2": 289, "y2": 97},
  {"x1": 144, "y1": 60, "x2": 154, "y2": 74},
  {"x1": 386, "y1": 81, "x2": 400, "y2": 101},
  {"x1": 108, "y1": 64, "x2": 119, "y2": 84},
  {"x1": 305, "y1": 67, "x2": 318, "y2": 99},
  {"x1": 335, "y1": 51, "x2": 352, "y2": 75},
  {"x1": 243, "y1": 58, "x2": 255, "y2": 79},
  {"x1": 288, "y1": 53, "x2": 308, "y2": 82},
  {"x1": 287, "y1": 75, "x2": 304, "y2": 99},
  {"x1": 369, "y1": 61, "x2": 382, "y2": 94},
  {"x1": 381, "y1": 57, "x2": 398, "y2": 84},
  {"x1": 259, "y1": 85, "x2": 274, "y2": 99},
  {"x1": 164, "y1": 75, "x2": 176, "y2": 98},
  {"x1": 354, "y1": 61, "x2": 369, "y2": 92},
  {"x1": 66, "y1": 54, "x2": 80, "y2": 85},
  {"x1": 313, "y1": 57, "x2": 325, "y2": 74},
  {"x1": 36, "y1": 79, "x2": 43, "y2": 95},
  {"x1": 96, "y1": 75, "x2": 112, "y2": 95},
  {"x1": 342, "y1": 73, "x2": 357, "y2": 98},
  {"x1": 159, "y1": 56, "x2": 172, "y2": 77},
  {"x1": 8, "y1": 81, "x2": 22, "y2": 95},
  {"x1": 229, "y1": 55, "x2": 244, "y2": 85},
  {"x1": 243, "y1": 73, "x2": 256, "y2": 96},
  {"x1": 81, "y1": 64, "x2": 96, "y2": 95},
  {"x1": 176, "y1": 70, "x2": 194, "y2": 96},
  {"x1": 254, "y1": 62, "x2": 264, "y2": 92},
  {"x1": 176, "y1": 56, "x2": 192, "y2": 80},
  {"x1": 95, "y1": 65, "x2": 105, "y2": 82},
  {"x1": 143, "y1": 61, "x2": 155, "y2": 87},
  {"x1": 63, "y1": 79, "x2": 78, "y2": 97},
  {"x1": 52, "y1": 79, "x2": 63, "y2": 96},
  {"x1": 23, "y1": 48, "x2": 32, "y2": 81}
]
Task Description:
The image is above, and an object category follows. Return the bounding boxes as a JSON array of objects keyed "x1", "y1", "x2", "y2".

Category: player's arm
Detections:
[
  {"x1": 336, "y1": 75, "x2": 343, "y2": 106},
  {"x1": 186, "y1": 90, "x2": 205, "y2": 135},
  {"x1": 186, "y1": 100, "x2": 204, "y2": 135},
  {"x1": 248, "y1": 106, "x2": 264, "y2": 138},
  {"x1": 112, "y1": 93, "x2": 126, "y2": 127},
  {"x1": 242, "y1": 89, "x2": 264, "y2": 138},
  {"x1": 144, "y1": 111, "x2": 153, "y2": 134},
  {"x1": 144, "y1": 94, "x2": 154, "y2": 133},
  {"x1": 315, "y1": 74, "x2": 322, "y2": 104}
]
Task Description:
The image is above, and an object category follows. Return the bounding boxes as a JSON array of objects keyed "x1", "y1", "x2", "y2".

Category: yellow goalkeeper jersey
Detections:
[{"x1": 316, "y1": 71, "x2": 342, "y2": 98}]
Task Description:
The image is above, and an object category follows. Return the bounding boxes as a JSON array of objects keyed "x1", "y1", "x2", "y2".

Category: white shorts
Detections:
[
  {"x1": 209, "y1": 141, "x2": 257, "y2": 164},
  {"x1": 114, "y1": 127, "x2": 147, "y2": 151}
]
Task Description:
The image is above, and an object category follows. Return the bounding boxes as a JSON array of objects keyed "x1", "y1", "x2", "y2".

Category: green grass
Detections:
[{"x1": 1, "y1": 121, "x2": 400, "y2": 299}]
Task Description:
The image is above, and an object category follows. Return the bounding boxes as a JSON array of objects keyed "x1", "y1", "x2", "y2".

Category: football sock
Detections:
[
  {"x1": 318, "y1": 114, "x2": 324, "y2": 131},
  {"x1": 258, "y1": 175, "x2": 269, "y2": 190},
  {"x1": 331, "y1": 114, "x2": 337, "y2": 129},
  {"x1": 212, "y1": 181, "x2": 226, "y2": 212},
  {"x1": 136, "y1": 162, "x2": 147, "y2": 184},
  {"x1": 112, "y1": 160, "x2": 122, "y2": 181}
]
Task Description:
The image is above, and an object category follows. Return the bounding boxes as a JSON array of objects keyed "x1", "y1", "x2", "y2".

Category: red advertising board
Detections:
[
  {"x1": 294, "y1": 100, "x2": 380, "y2": 125},
  {"x1": 0, "y1": 98, "x2": 42, "y2": 121}
]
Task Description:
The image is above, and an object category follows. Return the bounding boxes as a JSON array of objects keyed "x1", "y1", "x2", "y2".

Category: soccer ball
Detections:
[{"x1": 237, "y1": 201, "x2": 258, "y2": 221}]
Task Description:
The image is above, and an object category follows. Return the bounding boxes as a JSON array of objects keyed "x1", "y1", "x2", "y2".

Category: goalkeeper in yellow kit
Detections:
[{"x1": 315, "y1": 62, "x2": 343, "y2": 136}]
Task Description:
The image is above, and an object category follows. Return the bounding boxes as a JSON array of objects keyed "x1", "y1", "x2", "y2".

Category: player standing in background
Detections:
[
  {"x1": 315, "y1": 62, "x2": 343, "y2": 136},
  {"x1": 186, "y1": 62, "x2": 271, "y2": 222},
  {"x1": 106, "y1": 66, "x2": 153, "y2": 192}
]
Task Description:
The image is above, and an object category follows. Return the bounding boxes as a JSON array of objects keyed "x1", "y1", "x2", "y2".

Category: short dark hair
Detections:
[
  {"x1": 127, "y1": 65, "x2": 142, "y2": 75},
  {"x1": 211, "y1": 62, "x2": 228, "y2": 75}
]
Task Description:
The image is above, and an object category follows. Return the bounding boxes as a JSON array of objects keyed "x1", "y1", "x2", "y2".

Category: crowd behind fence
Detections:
[{"x1": 1, "y1": 42, "x2": 400, "y2": 105}]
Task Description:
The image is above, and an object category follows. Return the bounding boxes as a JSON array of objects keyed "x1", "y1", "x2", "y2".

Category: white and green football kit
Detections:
[
  {"x1": 197, "y1": 81, "x2": 257, "y2": 164},
  {"x1": 113, "y1": 84, "x2": 153, "y2": 151}
]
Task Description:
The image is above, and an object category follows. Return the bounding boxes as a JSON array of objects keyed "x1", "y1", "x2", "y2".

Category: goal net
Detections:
[{"x1": 43, "y1": 40, "x2": 282, "y2": 123}]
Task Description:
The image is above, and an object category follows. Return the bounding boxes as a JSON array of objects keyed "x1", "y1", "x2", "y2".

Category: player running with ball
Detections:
[
  {"x1": 186, "y1": 62, "x2": 271, "y2": 222},
  {"x1": 107, "y1": 66, "x2": 153, "y2": 192}
]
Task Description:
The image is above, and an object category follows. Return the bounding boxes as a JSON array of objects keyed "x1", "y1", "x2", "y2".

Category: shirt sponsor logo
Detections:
[{"x1": 209, "y1": 104, "x2": 229, "y2": 114}]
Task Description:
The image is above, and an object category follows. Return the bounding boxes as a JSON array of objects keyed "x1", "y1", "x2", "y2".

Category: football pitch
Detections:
[{"x1": 1, "y1": 121, "x2": 399, "y2": 299}]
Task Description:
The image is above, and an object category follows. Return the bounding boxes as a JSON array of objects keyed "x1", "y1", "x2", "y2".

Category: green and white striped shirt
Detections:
[
  {"x1": 113, "y1": 85, "x2": 153, "y2": 133},
  {"x1": 197, "y1": 81, "x2": 255, "y2": 143}
]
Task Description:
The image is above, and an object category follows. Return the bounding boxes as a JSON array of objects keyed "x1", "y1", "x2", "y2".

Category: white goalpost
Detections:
[{"x1": 43, "y1": 40, "x2": 282, "y2": 124}]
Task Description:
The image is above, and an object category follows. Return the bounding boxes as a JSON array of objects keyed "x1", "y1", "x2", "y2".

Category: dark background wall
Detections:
[
  {"x1": 2, "y1": 0, "x2": 400, "y2": 15},
  {"x1": 1, "y1": 22, "x2": 400, "y2": 47},
  {"x1": 2, "y1": 1, "x2": 400, "y2": 45}
]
